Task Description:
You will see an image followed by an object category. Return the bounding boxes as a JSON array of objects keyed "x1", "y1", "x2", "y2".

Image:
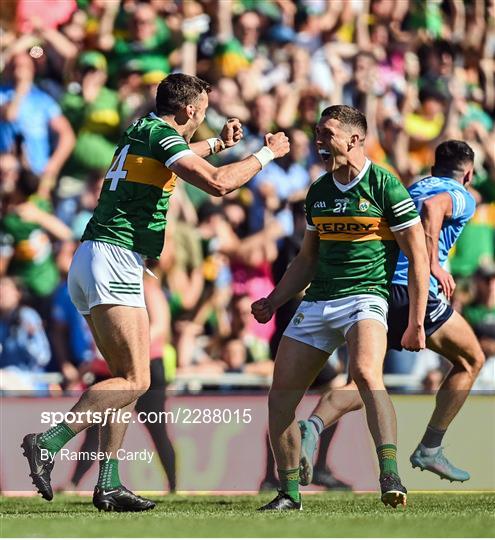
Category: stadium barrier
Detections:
[{"x1": 3, "y1": 372, "x2": 446, "y2": 392}]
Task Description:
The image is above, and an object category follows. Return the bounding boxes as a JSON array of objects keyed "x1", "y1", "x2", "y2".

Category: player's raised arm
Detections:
[
  {"x1": 146, "y1": 74, "x2": 288, "y2": 196},
  {"x1": 251, "y1": 228, "x2": 319, "y2": 323},
  {"x1": 189, "y1": 118, "x2": 244, "y2": 158},
  {"x1": 421, "y1": 192, "x2": 456, "y2": 299},
  {"x1": 393, "y1": 222, "x2": 430, "y2": 351},
  {"x1": 169, "y1": 132, "x2": 289, "y2": 196}
]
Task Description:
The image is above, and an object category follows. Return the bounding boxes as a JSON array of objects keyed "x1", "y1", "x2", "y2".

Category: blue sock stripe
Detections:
[{"x1": 309, "y1": 415, "x2": 324, "y2": 435}]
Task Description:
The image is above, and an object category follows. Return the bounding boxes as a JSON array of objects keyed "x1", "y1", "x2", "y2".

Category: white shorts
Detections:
[
  {"x1": 283, "y1": 294, "x2": 388, "y2": 354},
  {"x1": 68, "y1": 240, "x2": 146, "y2": 315}
]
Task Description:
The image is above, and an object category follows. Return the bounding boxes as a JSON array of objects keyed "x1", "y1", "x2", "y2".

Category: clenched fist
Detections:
[
  {"x1": 251, "y1": 297, "x2": 275, "y2": 324},
  {"x1": 400, "y1": 324, "x2": 426, "y2": 352},
  {"x1": 265, "y1": 132, "x2": 290, "y2": 159},
  {"x1": 220, "y1": 118, "x2": 243, "y2": 148}
]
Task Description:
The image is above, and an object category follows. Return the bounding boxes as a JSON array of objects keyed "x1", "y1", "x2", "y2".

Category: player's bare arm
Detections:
[
  {"x1": 170, "y1": 132, "x2": 289, "y2": 196},
  {"x1": 189, "y1": 118, "x2": 244, "y2": 158},
  {"x1": 251, "y1": 228, "x2": 319, "y2": 324},
  {"x1": 393, "y1": 222, "x2": 429, "y2": 351},
  {"x1": 421, "y1": 192, "x2": 456, "y2": 299}
]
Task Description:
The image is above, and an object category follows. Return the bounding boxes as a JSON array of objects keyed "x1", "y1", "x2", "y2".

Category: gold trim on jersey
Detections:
[
  {"x1": 313, "y1": 216, "x2": 395, "y2": 241},
  {"x1": 109, "y1": 153, "x2": 177, "y2": 192}
]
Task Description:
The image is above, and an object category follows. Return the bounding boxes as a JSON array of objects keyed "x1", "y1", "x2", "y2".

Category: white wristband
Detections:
[
  {"x1": 207, "y1": 137, "x2": 225, "y2": 154},
  {"x1": 253, "y1": 146, "x2": 275, "y2": 169}
]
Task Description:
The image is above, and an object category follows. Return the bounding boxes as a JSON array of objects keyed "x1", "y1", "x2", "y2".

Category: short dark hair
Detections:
[
  {"x1": 17, "y1": 169, "x2": 40, "y2": 198},
  {"x1": 352, "y1": 51, "x2": 376, "y2": 69},
  {"x1": 320, "y1": 105, "x2": 367, "y2": 137},
  {"x1": 156, "y1": 73, "x2": 211, "y2": 116},
  {"x1": 419, "y1": 86, "x2": 447, "y2": 105},
  {"x1": 432, "y1": 140, "x2": 474, "y2": 177}
]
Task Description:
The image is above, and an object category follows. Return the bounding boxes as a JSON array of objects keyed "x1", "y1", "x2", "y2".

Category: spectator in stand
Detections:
[
  {"x1": 220, "y1": 337, "x2": 248, "y2": 374},
  {"x1": 247, "y1": 128, "x2": 311, "y2": 235},
  {"x1": 230, "y1": 294, "x2": 271, "y2": 364},
  {"x1": 15, "y1": 0, "x2": 77, "y2": 36},
  {"x1": 417, "y1": 40, "x2": 455, "y2": 97},
  {"x1": 0, "y1": 152, "x2": 21, "y2": 197},
  {"x1": 0, "y1": 52, "x2": 75, "y2": 196},
  {"x1": 229, "y1": 93, "x2": 278, "y2": 162},
  {"x1": 404, "y1": 86, "x2": 451, "y2": 176},
  {"x1": 198, "y1": 78, "x2": 250, "y2": 150},
  {"x1": 98, "y1": 2, "x2": 178, "y2": 84},
  {"x1": 0, "y1": 276, "x2": 51, "y2": 391},
  {"x1": 214, "y1": 10, "x2": 262, "y2": 79},
  {"x1": 61, "y1": 52, "x2": 121, "y2": 181},
  {"x1": 342, "y1": 51, "x2": 380, "y2": 113},
  {"x1": 69, "y1": 171, "x2": 105, "y2": 238},
  {"x1": 0, "y1": 168, "x2": 72, "y2": 317},
  {"x1": 466, "y1": 264, "x2": 495, "y2": 310}
]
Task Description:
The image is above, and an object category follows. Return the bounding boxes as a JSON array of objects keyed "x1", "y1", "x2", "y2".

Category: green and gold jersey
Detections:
[
  {"x1": 82, "y1": 113, "x2": 194, "y2": 258},
  {"x1": 0, "y1": 198, "x2": 59, "y2": 297},
  {"x1": 304, "y1": 160, "x2": 420, "y2": 302}
]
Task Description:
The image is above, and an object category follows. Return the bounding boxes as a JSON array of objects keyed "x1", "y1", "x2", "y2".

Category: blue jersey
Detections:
[
  {"x1": 392, "y1": 176, "x2": 476, "y2": 295},
  {"x1": 0, "y1": 85, "x2": 61, "y2": 174}
]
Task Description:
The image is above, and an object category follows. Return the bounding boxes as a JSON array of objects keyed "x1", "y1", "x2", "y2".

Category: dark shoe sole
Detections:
[
  {"x1": 381, "y1": 490, "x2": 407, "y2": 508},
  {"x1": 257, "y1": 503, "x2": 303, "y2": 512},
  {"x1": 411, "y1": 462, "x2": 468, "y2": 483},
  {"x1": 94, "y1": 500, "x2": 156, "y2": 512}
]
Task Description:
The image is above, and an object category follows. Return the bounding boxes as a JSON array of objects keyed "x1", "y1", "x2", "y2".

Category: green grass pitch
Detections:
[{"x1": 1, "y1": 493, "x2": 494, "y2": 537}]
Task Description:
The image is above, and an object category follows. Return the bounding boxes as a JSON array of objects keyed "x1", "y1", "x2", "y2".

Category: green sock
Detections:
[
  {"x1": 97, "y1": 458, "x2": 121, "y2": 490},
  {"x1": 377, "y1": 444, "x2": 399, "y2": 476},
  {"x1": 278, "y1": 468, "x2": 300, "y2": 502},
  {"x1": 38, "y1": 422, "x2": 76, "y2": 454}
]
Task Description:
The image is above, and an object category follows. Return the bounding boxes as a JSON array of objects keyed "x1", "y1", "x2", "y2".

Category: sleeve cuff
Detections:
[
  {"x1": 306, "y1": 224, "x2": 317, "y2": 231},
  {"x1": 389, "y1": 215, "x2": 421, "y2": 232},
  {"x1": 165, "y1": 149, "x2": 195, "y2": 167}
]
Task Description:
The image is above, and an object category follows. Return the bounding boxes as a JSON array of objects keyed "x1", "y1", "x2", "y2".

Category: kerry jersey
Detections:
[
  {"x1": 305, "y1": 159, "x2": 420, "y2": 301},
  {"x1": 82, "y1": 112, "x2": 194, "y2": 259},
  {"x1": 393, "y1": 176, "x2": 476, "y2": 295}
]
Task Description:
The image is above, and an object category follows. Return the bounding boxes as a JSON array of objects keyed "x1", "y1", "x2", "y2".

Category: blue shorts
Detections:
[{"x1": 387, "y1": 284, "x2": 454, "y2": 351}]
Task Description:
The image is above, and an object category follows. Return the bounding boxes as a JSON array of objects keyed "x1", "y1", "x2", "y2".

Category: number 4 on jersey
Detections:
[{"x1": 106, "y1": 144, "x2": 130, "y2": 191}]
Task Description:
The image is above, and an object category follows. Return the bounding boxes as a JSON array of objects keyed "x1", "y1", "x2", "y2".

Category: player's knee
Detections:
[
  {"x1": 465, "y1": 348, "x2": 485, "y2": 375},
  {"x1": 350, "y1": 365, "x2": 382, "y2": 390},
  {"x1": 127, "y1": 375, "x2": 151, "y2": 396}
]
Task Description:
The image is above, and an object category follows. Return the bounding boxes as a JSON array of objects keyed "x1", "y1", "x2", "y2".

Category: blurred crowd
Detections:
[{"x1": 0, "y1": 0, "x2": 494, "y2": 394}]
